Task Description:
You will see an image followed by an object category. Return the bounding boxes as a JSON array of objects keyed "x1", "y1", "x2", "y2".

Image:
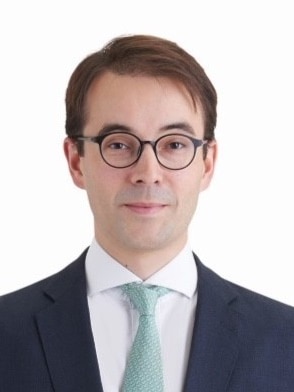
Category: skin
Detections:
[{"x1": 64, "y1": 71, "x2": 217, "y2": 279}]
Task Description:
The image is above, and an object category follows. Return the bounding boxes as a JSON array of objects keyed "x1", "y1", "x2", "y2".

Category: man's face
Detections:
[{"x1": 65, "y1": 71, "x2": 216, "y2": 262}]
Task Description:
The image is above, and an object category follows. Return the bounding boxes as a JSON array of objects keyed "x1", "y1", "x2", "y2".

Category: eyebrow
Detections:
[
  {"x1": 159, "y1": 122, "x2": 195, "y2": 135},
  {"x1": 97, "y1": 121, "x2": 196, "y2": 137},
  {"x1": 98, "y1": 123, "x2": 133, "y2": 136}
]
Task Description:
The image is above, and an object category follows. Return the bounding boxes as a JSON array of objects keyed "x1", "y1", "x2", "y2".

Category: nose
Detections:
[{"x1": 129, "y1": 143, "x2": 163, "y2": 184}]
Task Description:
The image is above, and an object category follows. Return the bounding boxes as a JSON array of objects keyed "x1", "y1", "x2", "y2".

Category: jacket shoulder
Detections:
[
  {"x1": 0, "y1": 249, "x2": 88, "y2": 323},
  {"x1": 196, "y1": 256, "x2": 294, "y2": 326}
]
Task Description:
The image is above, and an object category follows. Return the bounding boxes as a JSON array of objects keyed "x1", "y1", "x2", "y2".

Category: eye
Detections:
[
  {"x1": 168, "y1": 141, "x2": 185, "y2": 150},
  {"x1": 108, "y1": 142, "x2": 129, "y2": 150},
  {"x1": 103, "y1": 135, "x2": 134, "y2": 151},
  {"x1": 102, "y1": 133, "x2": 139, "y2": 155},
  {"x1": 162, "y1": 137, "x2": 189, "y2": 150}
]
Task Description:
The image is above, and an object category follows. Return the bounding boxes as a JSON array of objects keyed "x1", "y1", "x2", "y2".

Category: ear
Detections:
[
  {"x1": 200, "y1": 140, "x2": 217, "y2": 191},
  {"x1": 63, "y1": 137, "x2": 86, "y2": 189}
]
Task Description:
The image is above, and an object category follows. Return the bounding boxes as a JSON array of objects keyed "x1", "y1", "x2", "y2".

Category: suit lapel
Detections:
[
  {"x1": 184, "y1": 257, "x2": 239, "y2": 392},
  {"x1": 35, "y1": 254, "x2": 104, "y2": 392},
  {"x1": 34, "y1": 250, "x2": 240, "y2": 391}
]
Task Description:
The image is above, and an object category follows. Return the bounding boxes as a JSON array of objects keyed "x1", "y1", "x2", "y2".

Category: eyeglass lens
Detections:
[{"x1": 100, "y1": 133, "x2": 198, "y2": 169}]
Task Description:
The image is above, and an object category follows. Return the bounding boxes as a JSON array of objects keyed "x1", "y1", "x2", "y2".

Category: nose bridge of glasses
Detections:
[
  {"x1": 133, "y1": 139, "x2": 161, "y2": 168},
  {"x1": 139, "y1": 140, "x2": 158, "y2": 157}
]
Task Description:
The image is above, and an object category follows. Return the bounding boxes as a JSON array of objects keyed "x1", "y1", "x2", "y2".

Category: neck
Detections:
[{"x1": 95, "y1": 235, "x2": 187, "y2": 280}]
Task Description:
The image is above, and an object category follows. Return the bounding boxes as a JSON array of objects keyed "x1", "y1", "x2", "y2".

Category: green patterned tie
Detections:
[{"x1": 121, "y1": 283, "x2": 170, "y2": 392}]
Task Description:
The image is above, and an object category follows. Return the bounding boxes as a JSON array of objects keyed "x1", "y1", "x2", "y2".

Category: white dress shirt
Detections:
[{"x1": 86, "y1": 239, "x2": 197, "y2": 392}]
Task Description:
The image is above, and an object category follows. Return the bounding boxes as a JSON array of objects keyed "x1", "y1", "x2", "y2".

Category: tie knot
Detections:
[{"x1": 122, "y1": 283, "x2": 170, "y2": 316}]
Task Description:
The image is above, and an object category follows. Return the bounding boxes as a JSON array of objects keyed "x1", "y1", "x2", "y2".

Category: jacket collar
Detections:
[
  {"x1": 35, "y1": 249, "x2": 104, "y2": 392},
  {"x1": 184, "y1": 254, "x2": 240, "y2": 391},
  {"x1": 36, "y1": 249, "x2": 239, "y2": 392}
]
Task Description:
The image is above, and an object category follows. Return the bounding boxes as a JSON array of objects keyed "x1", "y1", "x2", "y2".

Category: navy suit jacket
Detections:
[{"x1": 1, "y1": 249, "x2": 294, "y2": 391}]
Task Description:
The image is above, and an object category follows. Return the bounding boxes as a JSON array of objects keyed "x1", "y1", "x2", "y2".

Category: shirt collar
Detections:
[{"x1": 86, "y1": 238, "x2": 197, "y2": 299}]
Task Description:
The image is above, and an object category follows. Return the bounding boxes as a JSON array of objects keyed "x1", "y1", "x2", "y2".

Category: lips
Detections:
[{"x1": 124, "y1": 202, "x2": 166, "y2": 215}]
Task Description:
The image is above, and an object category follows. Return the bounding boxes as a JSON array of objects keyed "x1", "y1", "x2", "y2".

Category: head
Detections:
[
  {"x1": 64, "y1": 34, "x2": 218, "y2": 276},
  {"x1": 65, "y1": 34, "x2": 217, "y2": 151}
]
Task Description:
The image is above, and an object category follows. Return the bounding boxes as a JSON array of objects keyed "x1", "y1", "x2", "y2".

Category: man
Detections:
[{"x1": 0, "y1": 35, "x2": 294, "y2": 392}]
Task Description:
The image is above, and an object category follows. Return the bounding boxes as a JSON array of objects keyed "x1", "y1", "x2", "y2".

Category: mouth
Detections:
[{"x1": 123, "y1": 202, "x2": 167, "y2": 215}]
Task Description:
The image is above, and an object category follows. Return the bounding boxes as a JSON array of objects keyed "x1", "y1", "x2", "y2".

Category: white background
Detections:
[{"x1": 0, "y1": 1, "x2": 293, "y2": 304}]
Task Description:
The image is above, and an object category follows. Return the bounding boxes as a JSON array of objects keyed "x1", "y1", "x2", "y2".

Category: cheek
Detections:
[
  {"x1": 174, "y1": 163, "x2": 205, "y2": 193},
  {"x1": 175, "y1": 167, "x2": 204, "y2": 209},
  {"x1": 84, "y1": 166, "x2": 123, "y2": 208}
]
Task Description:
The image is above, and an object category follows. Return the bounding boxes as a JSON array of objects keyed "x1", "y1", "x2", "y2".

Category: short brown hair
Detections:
[{"x1": 65, "y1": 34, "x2": 217, "y2": 143}]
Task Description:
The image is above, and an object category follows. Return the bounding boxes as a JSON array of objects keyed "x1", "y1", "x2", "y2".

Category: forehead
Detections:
[{"x1": 84, "y1": 71, "x2": 204, "y2": 136}]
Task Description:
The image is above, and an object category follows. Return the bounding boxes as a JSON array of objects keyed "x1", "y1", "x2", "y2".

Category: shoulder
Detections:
[
  {"x1": 0, "y1": 249, "x2": 88, "y2": 324},
  {"x1": 229, "y1": 279, "x2": 294, "y2": 334},
  {"x1": 195, "y1": 255, "x2": 294, "y2": 326}
]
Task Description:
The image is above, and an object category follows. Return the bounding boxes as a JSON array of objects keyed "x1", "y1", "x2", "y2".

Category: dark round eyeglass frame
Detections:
[{"x1": 71, "y1": 132, "x2": 208, "y2": 170}]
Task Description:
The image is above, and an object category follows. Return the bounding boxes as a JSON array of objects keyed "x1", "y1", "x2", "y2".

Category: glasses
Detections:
[{"x1": 72, "y1": 132, "x2": 207, "y2": 170}]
